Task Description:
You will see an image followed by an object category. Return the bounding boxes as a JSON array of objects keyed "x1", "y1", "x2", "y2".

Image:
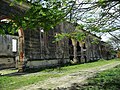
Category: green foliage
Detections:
[
  {"x1": 76, "y1": 24, "x2": 84, "y2": 30},
  {"x1": 53, "y1": 33, "x2": 69, "y2": 42},
  {"x1": 87, "y1": 18, "x2": 96, "y2": 23},
  {"x1": 87, "y1": 24, "x2": 100, "y2": 33},
  {"x1": 76, "y1": 32, "x2": 86, "y2": 41},
  {"x1": 1, "y1": 0, "x2": 119, "y2": 37},
  {"x1": 23, "y1": 2, "x2": 66, "y2": 30},
  {"x1": 54, "y1": 24, "x2": 86, "y2": 43},
  {"x1": 0, "y1": 20, "x2": 19, "y2": 35},
  {"x1": 54, "y1": 31, "x2": 86, "y2": 43},
  {"x1": 91, "y1": 38, "x2": 100, "y2": 44},
  {"x1": 0, "y1": 0, "x2": 75, "y2": 34},
  {"x1": 98, "y1": 0, "x2": 107, "y2": 8}
]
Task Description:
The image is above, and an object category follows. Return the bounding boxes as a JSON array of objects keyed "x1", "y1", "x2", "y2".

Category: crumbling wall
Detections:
[
  {"x1": 23, "y1": 22, "x2": 112, "y2": 68},
  {"x1": 0, "y1": 35, "x2": 19, "y2": 69},
  {"x1": 24, "y1": 22, "x2": 74, "y2": 68}
]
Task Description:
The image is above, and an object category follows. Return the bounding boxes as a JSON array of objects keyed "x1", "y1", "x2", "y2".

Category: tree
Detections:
[
  {"x1": 108, "y1": 34, "x2": 120, "y2": 50},
  {"x1": 0, "y1": 0, "x2": 75, "y2": 34},
  {"x1": 69, "y1": 0, "x2": 120, "y2": 39},
  {"x1": 1, "y1": 0, "x2": 120, "y2": 36}
]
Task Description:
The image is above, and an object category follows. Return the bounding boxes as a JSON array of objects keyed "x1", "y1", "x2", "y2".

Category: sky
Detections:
[
  {"x1": 101, "y1": 30, "x2": 120, "y2": 42},
  {"x1": 101, "y1": 34, "x2": 112, "y2": 41},
  {"x1": 76, "y1": 0, "x2": 120, "y2": 42}
]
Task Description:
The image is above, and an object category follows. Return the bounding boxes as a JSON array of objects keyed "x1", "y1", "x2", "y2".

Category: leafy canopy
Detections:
[
  {"x1": 0, "y1": 0, "x2": 120, "y2": 41},
  {"x1": 0, "y1": 0, "x2": 75, "y2": 34}
]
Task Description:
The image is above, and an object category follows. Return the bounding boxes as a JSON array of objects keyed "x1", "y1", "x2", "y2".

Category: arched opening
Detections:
[
  {"x1": 84, "y1": 56, "x2": 87, "y2": 63},
  {"x1": 69, "y1": 39, "x2": 73, "y2": 61},
  {"x1": 0, "y1": 17, "x2": 24, "y2": 72},
  {"x1": 77, "y1": 42, "x2": 81, "y2": 63},
  {"x1": 83, "y1": 43, "x2": 86, "y2": 49}
]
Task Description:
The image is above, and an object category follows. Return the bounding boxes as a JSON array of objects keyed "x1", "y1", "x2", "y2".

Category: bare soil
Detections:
[{"x1": 16, "y1": 62, "x2": 120, "y2": 90}]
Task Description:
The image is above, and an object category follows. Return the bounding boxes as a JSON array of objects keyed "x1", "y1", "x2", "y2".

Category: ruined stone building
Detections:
[
  {"x1": 0, "y1": 0, "x2": 112, "y2": 70},
  {"x1": 0, "y1": 35, "x2": 18, "y2": 69},
  {"x1": 0, "y1": 22, "x2": 111, "y2": 69}
]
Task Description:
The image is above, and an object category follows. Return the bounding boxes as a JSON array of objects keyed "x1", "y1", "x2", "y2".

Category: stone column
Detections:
[
  {"x1": 71, "y1": 39, "x2": 77, "y2": 63},
  {"x1": 18, "y1": 28, "x2": 25, "y2": 72},
  {"x1": 85, "y1": 43, "x2": 88, "y2": 62},
  {"x1": 79, "y1": 41, "x2": 85, "y2": 63}
]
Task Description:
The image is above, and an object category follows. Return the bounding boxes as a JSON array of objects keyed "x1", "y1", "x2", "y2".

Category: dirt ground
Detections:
[{"x1": 16, "y1": 61, "x2": 120, "y2": 90}]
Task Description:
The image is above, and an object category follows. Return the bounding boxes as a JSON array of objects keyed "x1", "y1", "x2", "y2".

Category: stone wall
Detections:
[
  {"x1": 0, "y1": 35, "x2": 19, "y2": 69},
  {"x1": 0, "y1": 57, "x2": 15, "y2": 69},
  {"x1": 23, "y1": 22, "x2": 75, "y2": 68},
  {"x1": 26, "y1": 59, "x2": 70, "y2": 69},
  {"x1": 23, "y1": 22, "x2": 112, "y2": 68},
  {"x1": 0, "y1": 0, "x2": 25, "y2": 18},
  {"x1": 24, "y1": 22, "x2": 74, "y2": 60}
]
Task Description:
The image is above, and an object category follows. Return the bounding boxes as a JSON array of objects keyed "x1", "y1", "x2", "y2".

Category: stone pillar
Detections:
[
  {"x1": 99, "y1": 44, "x2": 102, "y2": 59},
  {"x1": 18, "y1": 28, "x2": 25, "y2": 72},
  {"x1": 71, "y1": 39, "x2": 77, "y2": 63},
  {"x1": 79, "y1": 41, "x2": 85, "y2": 63},
  {"x1": 85, "y1": 43, "x2": 88, "y2": 62}
]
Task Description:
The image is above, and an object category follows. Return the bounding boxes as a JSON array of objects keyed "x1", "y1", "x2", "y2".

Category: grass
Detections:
[
  {"x1": 79, "y1": 59, "x2": 120, "y2": 90},
  {"x1": 57, "y1": 59, "x2": 120, "y2": 74},
  {"x1": 0, "y1": 73, "x2": 62, "y2": 90},
  {"x1": 0, "y1": 58, "x2": 120, "y2": 90}
]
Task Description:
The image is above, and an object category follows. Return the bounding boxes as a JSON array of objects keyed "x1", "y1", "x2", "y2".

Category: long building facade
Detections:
[
  {"x1": 0, "y1": 0, "x2": 113, "y2": 70},
  {"x1": 0, "y1": 22, "x2": 112, "y2": 70}
]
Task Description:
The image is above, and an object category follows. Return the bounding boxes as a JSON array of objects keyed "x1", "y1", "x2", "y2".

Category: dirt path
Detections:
[{"x1": 17, "y1": 62, "x2": 120, "y2": 90}]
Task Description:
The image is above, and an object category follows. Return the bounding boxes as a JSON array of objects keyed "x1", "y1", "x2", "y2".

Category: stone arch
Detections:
[
  {"x1": 0, "y1": 17, "x2": 25, "y2": 72},
  {"x1": 77, "y1": 41, "x2": 81, "y2": 63}
]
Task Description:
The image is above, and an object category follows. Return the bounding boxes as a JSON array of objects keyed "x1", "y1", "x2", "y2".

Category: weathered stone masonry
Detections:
[
  {"x1": 0, "y1": 0, "x2": 113, "y2": 70},
  {"x1": 0, "y1": 35, "x2": 19, "y2": 69},
  {"x1": 24, "y1": 22, "x2": 74, "y2": 68}
]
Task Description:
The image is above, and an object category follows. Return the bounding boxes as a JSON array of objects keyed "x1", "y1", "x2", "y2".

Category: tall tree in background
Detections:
[
  {"x1": 108, "y1": 34, "x2": 120, "y2": 50},
  {"x1": 0, "y1": 0, "x2": 75, "y2": 34},
  {"x1": 26, "y1": 0, "x2": 120, "y2": 40},
  {"x1": 0, "y1": 0, "x2": 120, "y2": 39},
  {"x1": 69, "y1": 0, "x2": 120, "y2": 39}
]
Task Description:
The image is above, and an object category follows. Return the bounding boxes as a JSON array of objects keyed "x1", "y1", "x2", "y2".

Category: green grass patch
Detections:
[
  {"x1": 0, "y1": 58, "x2": 120, "y2": 90},
  {"x1": 59, "y1": 59, "x2": 120, "y2": 74},
  {"x1": 0, "y1": 73, "x2": 62, "y2": 90},
  {"x1": 79, "y1": 60, "x2": 120, "y2": 90}
]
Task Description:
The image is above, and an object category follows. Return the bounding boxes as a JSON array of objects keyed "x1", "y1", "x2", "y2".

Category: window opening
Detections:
[{"x1": 12, "y1": 39, "x2": 17, "y2": 52}]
